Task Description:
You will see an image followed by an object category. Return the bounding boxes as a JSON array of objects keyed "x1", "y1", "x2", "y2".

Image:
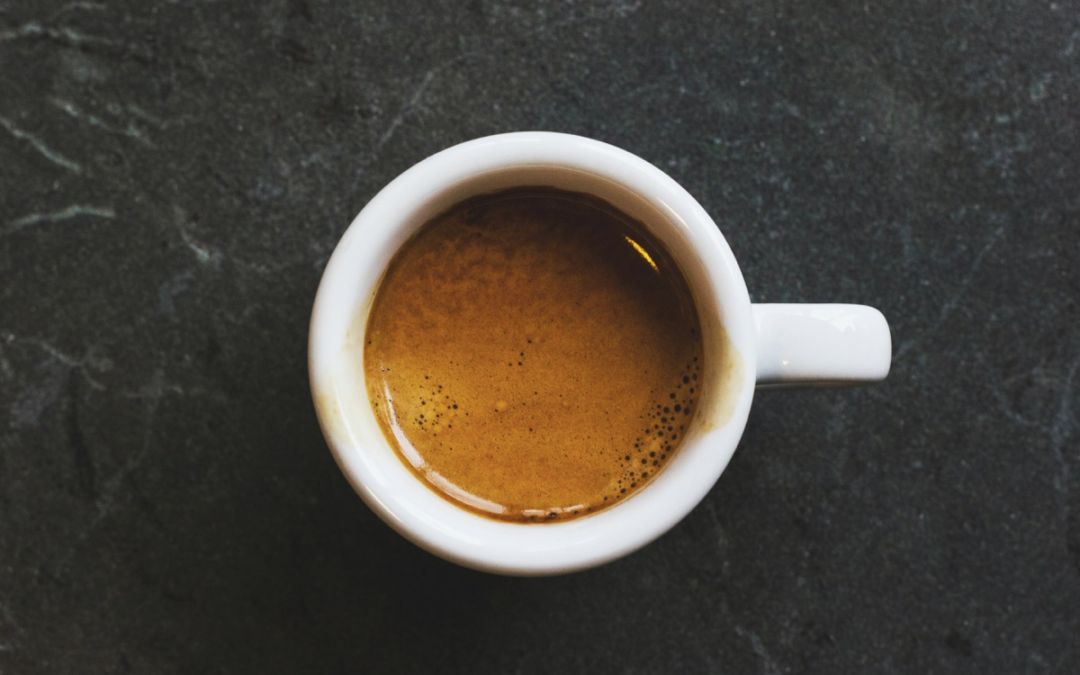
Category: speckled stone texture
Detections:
[{"x1": 1, "y1": 0, "x2": 1078, "y2": 673}]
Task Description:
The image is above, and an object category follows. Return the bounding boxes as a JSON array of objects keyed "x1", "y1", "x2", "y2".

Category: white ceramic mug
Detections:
[{"x1": 309, "y1": 132, "x2": 890, "y2": 576}]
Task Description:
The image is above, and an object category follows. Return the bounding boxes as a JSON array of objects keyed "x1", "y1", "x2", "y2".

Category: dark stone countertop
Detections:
[{"x1": 2, "y1": 1, "x2": 1078, "y2": 672}]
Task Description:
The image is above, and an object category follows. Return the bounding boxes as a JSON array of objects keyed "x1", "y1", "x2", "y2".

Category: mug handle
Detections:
[{"x1": 752, "y1": 304, "x2": 891, "y2": 388}]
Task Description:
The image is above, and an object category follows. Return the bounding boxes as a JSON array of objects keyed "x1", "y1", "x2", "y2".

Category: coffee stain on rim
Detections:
[{"x1": 700, "y1": 320, "x2": 744, "y2": 433}]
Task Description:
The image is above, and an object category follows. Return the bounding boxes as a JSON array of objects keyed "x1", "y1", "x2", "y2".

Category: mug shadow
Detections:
[
  {"x1": 156, "y1": 274, "x2": 584, "y2": 673},
  {"x1": 162, "y1": 258, "x2": 769, "y2": 674}
]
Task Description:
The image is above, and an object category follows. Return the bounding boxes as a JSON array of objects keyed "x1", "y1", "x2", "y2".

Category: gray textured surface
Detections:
[{"x1": 2, "y1": 0, "x2": 1079, "y2": 672}]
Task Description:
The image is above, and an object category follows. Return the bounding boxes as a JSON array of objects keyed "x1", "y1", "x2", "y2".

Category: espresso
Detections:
[{"x1": 363, "y1": 187, "x2": 703, "y2": 522}]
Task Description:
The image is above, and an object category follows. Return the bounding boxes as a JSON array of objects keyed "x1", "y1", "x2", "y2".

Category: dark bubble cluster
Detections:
[
  {"x1": 498, "y1": 338, "x2": 542, "y2": 404},
  {"x1": 508, "y1": 347, "x2": 528, "y2": 368},
  {"x1": 523, "y1": 505, "x2": 595, "y2": 522},
  {"x1": 401, "y1": 375, "x2": 465, "y2": 439},
  {"x1": 600, "y1": 357, "x2": 701, "y2": 509}
]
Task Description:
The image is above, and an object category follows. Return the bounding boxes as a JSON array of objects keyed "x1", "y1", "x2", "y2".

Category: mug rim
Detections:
[{"x1": 309, "y1": 132, "x2": 757, "y2": 575}]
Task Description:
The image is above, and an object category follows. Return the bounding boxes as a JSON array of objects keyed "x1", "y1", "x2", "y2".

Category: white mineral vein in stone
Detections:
[
  {"x1": 50, "y1": 97, "x2": 154, "y2": 147},
  {"x1": 896, "y1": 223, "x2": 1007, "y2": 360},
  {"x1": 0, "y1": 114, "x2": 83, "y2": 174},
  {"x1": 1050, "y1": 356, "x2": 1079, "y2": 496},
  {"x1": 3, "y1": 205, "x2": 114, "y2": 236}
]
